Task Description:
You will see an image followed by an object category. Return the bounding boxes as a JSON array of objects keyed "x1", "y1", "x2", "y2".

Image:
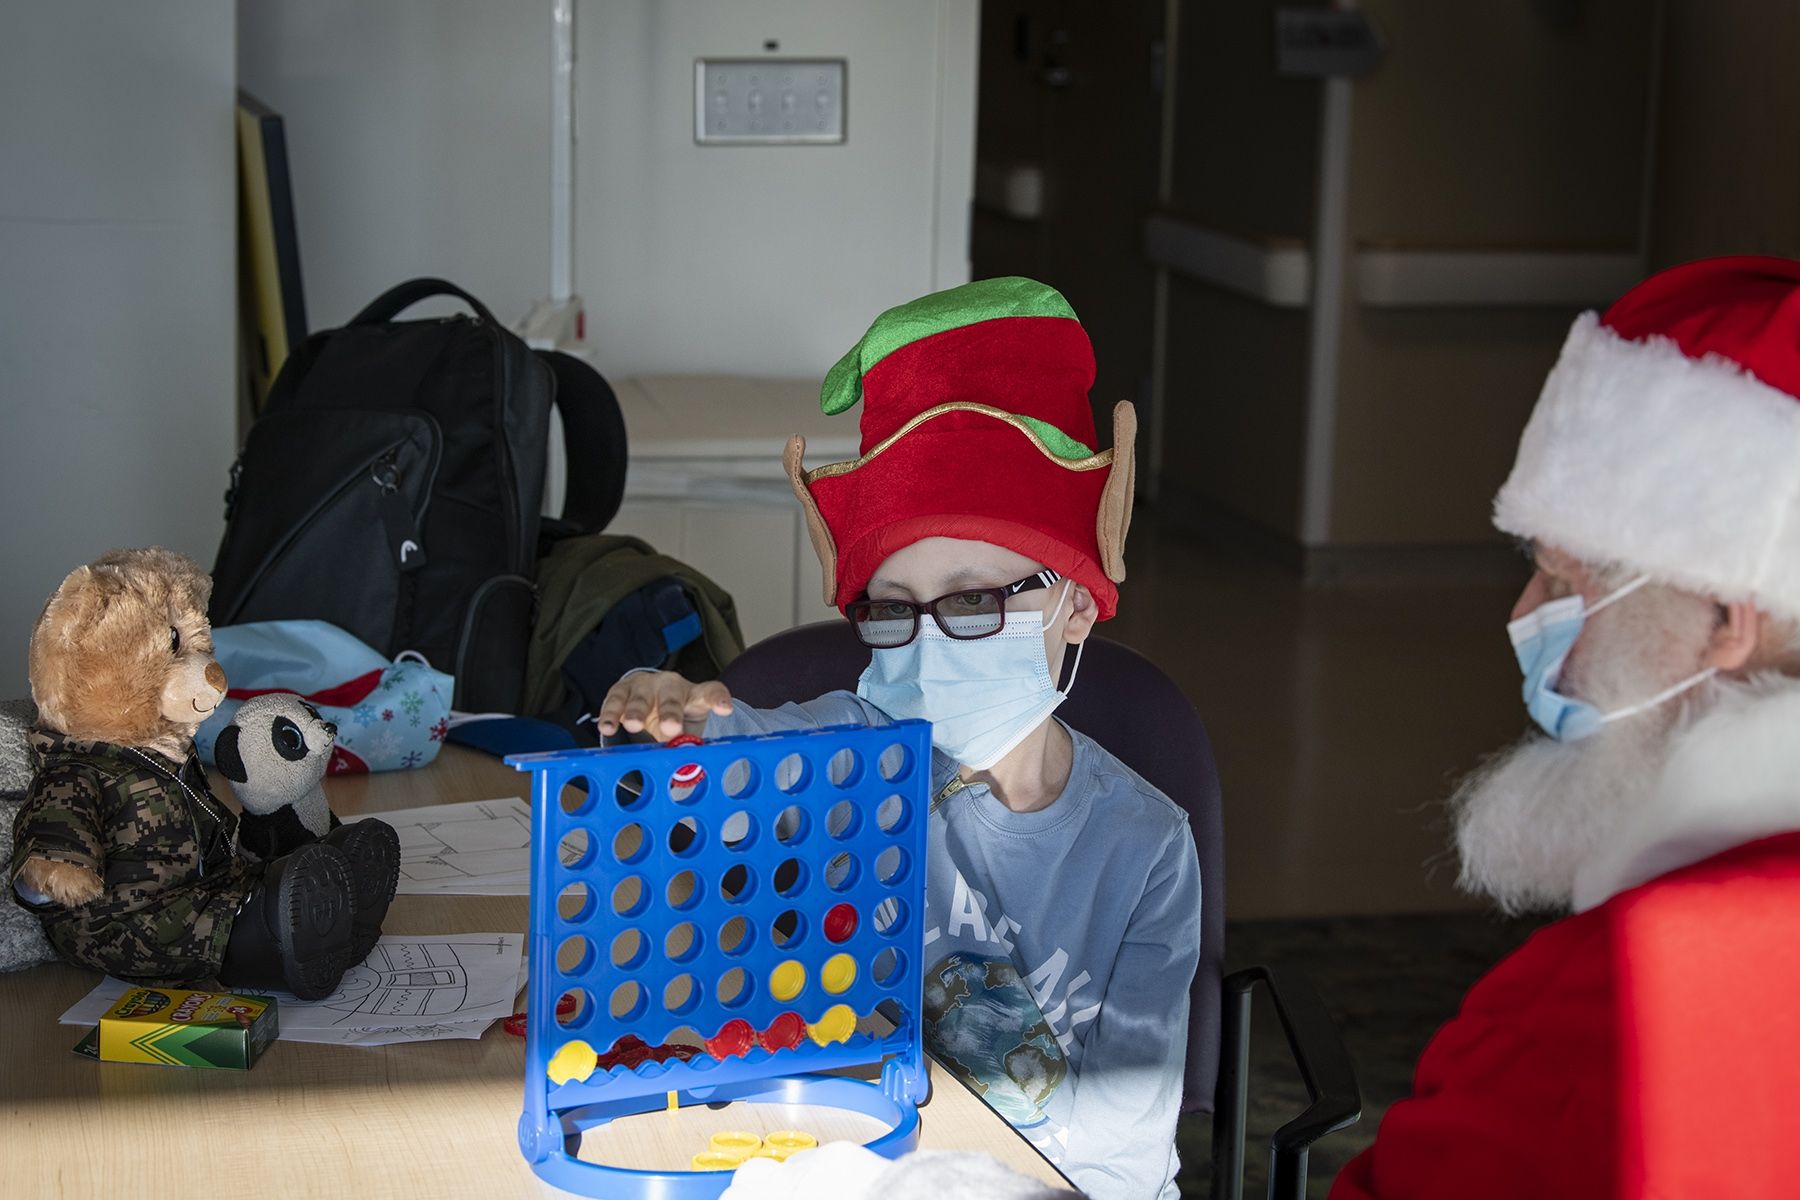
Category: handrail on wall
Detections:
[
  {"x1": 1354, "y1": 247, "x2": 1644, "y2": 308},
  {"x1": 1143, "y1": 212, "x2": 1312, "y2": 307},
  {"x1": 1144, "y1": 211, "x2": 1645, "y2": 309}
]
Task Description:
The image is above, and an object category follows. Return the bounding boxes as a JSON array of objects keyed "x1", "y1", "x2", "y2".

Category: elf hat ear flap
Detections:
[
  {"x1": 1097, "y1": 401, "x2": 1137, "y2": 584},
  {"x1": 785, "y1": 435, "x2": 840, "y2": 606}
]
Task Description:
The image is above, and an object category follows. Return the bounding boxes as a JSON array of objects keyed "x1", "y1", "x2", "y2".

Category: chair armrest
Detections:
[{"x1": 1211, "y1": 965, "x2": 1362, "y2": 1200}]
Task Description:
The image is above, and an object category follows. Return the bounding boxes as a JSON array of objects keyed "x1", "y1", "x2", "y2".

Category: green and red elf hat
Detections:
[{"x1": 784, "y1": 276, "x2": 1137, "y2": 619}]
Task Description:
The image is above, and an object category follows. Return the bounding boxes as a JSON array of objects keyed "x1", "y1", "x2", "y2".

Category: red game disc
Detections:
[
  {"x1": 502, "y1": 992, "x2": 578, "y2": 1037},
  {"x1": 757, "y1": 1012, "x2": 807, "y2": 1053},
  {"x1": 594, "y1": 1034, "x2": 702, "y2": 1070},
  {"x1": 667, "y1": 734, "x2": 707, "y2": 792},
  {"x1": 823, "y1": 903, "x2": 858, "y2": 943},
  {"x1": 706, "y1": 1017, "x2": 756, "y2": 1060}
]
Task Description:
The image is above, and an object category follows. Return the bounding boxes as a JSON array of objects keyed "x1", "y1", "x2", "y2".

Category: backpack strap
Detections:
[
  {"x1": 539, "y1": 350, "x2": 628, "y2": 535},
  {"x1": 349, "y1": 277, "x2": 500, "y2": 327}
]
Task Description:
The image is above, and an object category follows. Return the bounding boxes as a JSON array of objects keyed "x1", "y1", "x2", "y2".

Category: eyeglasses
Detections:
[{"x1": 845, "y1": 569, "x2": 1063, "y2": 648}]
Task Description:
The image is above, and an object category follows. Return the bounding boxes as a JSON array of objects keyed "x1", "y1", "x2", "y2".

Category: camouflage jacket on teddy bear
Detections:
[{"x1": 9, "y1": 727, "x2": 251, "y2": 981}]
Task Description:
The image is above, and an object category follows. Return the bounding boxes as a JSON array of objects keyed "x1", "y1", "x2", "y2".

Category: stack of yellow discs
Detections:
[
  {"x1": 691, "y1": 1130, "x2": 765, "y2": 1172},
  {"x1": 710, "y1": 1131, "x2": 763, "y2": 1157},
  {"x1": 765, "y1": 1129, "x2": 819, "y2": 1153},
  {"x1": 690, "y1": 1152, "x2": 744, "y2": 1172}
]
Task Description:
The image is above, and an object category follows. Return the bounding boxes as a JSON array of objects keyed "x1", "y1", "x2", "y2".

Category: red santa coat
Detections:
[
  {"x1": 1334, "y1": 679, "x2": 1800, "y2": 1199},
  {"x1": 1331, "y1": 832, "x2": 1800, "y2": 1198}
]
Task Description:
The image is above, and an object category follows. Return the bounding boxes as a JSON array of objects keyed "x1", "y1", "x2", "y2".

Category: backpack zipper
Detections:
[
  {"x1": 372, "y1": 449, "x2": 429, "y2": 571},
  {"x1": 480, "y1": 319, "x2": 528, "y2": 575}
]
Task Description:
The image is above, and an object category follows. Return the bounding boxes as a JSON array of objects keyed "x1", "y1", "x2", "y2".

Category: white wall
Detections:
[
  {"x1": 576, "y1": 0, "x2": 976, "y2": 375},
  {"x1": 0, "y1": 2, "x2": 238, "y2": 696},
  {"x1": 237, "y1": 1, "x2": 553, "y2": 332},
  {"x1": 237, "y1": 0, "x2": 977, "y2": 376}
]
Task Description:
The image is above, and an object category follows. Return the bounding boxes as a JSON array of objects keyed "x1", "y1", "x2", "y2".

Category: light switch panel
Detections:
[{"x1": 695, "y1": 58, "x2": 846, "y2": 145}]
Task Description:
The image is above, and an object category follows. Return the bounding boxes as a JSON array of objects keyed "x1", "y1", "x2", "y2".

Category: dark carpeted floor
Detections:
[{"x1": 1173, "y1": 912, "x2": 1548, "y2": 1199}]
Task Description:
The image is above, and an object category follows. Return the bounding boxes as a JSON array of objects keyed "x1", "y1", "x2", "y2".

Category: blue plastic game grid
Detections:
[{"x1": 508, "y1": 721, "x2": 933, "y2": 1197}]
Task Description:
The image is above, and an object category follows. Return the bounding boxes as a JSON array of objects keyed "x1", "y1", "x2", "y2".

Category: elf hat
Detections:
[
  {"x1": 1495, "y1": 255, "x2": 1800, "y2": 619},
  {"x1": 785, "y1": 276, "x2": 1136, "y2": 620}
]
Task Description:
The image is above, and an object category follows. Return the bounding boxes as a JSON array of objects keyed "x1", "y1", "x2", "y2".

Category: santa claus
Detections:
[{"x1": 1332, "y1": 256, "x2": 1800, "y2": 1199}]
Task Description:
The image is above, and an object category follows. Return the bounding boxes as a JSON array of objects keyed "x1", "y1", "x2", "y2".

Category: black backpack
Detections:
[{"x1": 209, "y1": 278, "x2": 627, "y2": 713}]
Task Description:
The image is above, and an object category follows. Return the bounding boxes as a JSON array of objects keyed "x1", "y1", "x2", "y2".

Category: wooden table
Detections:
[{"x1": 0, "y1": 745, "x2": 1070, "y2": 1197}]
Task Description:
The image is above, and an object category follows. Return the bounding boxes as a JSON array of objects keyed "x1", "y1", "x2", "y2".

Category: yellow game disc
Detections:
[
  {"x1": 546, "y1": 1040, "x2": 598, "y2": 1085},
  {"x1": 807, "y1": 1004, "x2": 856, "y2": 1047},
  {"x1": 752, "y1": 1146, "x2": 794, "y2": 1161},
  {"x1": 821, "y1": 953, "x2": 857, "y2": 994},
  {"x1": 769, "y1": 959, "x2": 806, "y2": 1002},
  {"x1": 710, "y1": 1130, "x2": 763, "y2": 1154},
  {"x1": 765, "y1": 1129, "x2": 819, "y2": 1151},
  {"x1": 691, "y1": 1151, "x2": 744, "y2": 1172}
]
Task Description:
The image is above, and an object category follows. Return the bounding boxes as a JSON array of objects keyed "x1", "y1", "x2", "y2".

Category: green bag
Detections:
[{"x1": 523, "y1": 534, "x2": 745, "y2": 719}]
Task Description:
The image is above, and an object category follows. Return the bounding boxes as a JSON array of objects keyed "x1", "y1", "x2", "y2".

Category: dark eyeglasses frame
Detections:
[{"x1": 844, "y1": 569, "x2": 1064, "y2": 649}]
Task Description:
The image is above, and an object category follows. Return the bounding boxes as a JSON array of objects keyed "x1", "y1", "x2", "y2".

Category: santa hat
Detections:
[
  {"x1": 1495, "y1": 255, "x2": 1800, "y2": 620},
  {"x1": 785, "y1": 277, "x2": 1136, "y2": 619}
]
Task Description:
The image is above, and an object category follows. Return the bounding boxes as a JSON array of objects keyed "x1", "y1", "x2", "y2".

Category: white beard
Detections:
[
  {"x1": 1451, "y1": 581, "x2": 1718, "y2": 915},
  {"x1": 1451, "y1": 717, "x2": 1670, "y2": 914}
]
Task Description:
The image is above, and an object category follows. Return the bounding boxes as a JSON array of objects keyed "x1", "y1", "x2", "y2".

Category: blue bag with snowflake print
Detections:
[{"x1": 194, "y1": 620, "x2": 455, "y2": 774}]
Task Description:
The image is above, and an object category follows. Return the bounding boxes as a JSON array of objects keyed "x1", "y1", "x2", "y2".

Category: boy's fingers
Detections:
[
  {"x1": 655, "y1": 696, "x2": 687, "y2": 740},
  {"x1": 616, "y1": 689, "x2": 655, "y2": 732},
  {"x1": 595, "y1": 673, "x2": 724, "y2": 739},
  {"x1": 596, "y1": 678, "x2": 650, "y2": 731},
  {"x1": 594, "y1": 689, "x2": 628, "y2": 732},
  {"x1": 684, "y1": 681, "x2": 734, "y2": 716}
]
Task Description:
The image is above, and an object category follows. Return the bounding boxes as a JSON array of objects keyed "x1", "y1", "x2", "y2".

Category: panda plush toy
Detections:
[
  {"x1": 213, "y1": 692, "x2": 401, "y2": 969},
  {"x1": 214, "y1": 693, "x2": 343, "y2": 861}
]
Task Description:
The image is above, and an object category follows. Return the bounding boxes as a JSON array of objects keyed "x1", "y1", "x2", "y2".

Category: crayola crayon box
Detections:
[{"x1": 72, "y1": 986, "x2": 278, "y2": 1070}]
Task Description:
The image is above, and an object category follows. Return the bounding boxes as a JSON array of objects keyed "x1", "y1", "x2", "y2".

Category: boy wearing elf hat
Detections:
[
  {"x1": 1331, "y1": 256, "x2": 1800, "y2": 1199},
  {"x1": 600, "y1": 277, "x2": 1202, "y2": 1199}
]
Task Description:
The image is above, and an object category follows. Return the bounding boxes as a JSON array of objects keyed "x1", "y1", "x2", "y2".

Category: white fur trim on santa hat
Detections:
[
  {"x1": 1572, "y1": 672, "x2": 1800, "y2": 911},
  {"x1": 1494, "y1": 311, "x2": 1800, "y2": 621}
]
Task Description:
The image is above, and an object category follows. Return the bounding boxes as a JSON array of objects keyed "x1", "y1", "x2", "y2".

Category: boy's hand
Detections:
[{"x1": 595, "y1": 671, "x2": 734, "y2": 742}]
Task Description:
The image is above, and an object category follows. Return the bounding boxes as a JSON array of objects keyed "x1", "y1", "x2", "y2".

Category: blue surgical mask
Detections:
[
  {"x1": 856, "y1": 582, "x2": 1081, "y2": 770},
  {"x1": 1508, "y1": 574, "x2": 1715, "y2": 741}
]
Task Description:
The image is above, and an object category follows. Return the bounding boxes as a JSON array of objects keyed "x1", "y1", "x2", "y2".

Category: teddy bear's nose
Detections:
[{"x1": 204, "y1": 661, "x2": 227, "y2": 692}]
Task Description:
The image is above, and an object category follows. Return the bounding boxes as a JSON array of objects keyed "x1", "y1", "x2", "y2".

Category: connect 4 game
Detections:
[{"x1": 508, "y1": 721, "x2": 933, "y2": 1197}]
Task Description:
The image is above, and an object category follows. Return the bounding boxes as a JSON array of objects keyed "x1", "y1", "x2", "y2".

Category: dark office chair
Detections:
[{"x1": 721, "y1": 621, "x2": 1361, "y2": 1200}]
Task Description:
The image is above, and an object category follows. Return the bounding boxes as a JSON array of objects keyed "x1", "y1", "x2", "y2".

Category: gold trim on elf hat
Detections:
[{"x1": 785, "y1": 276, "x2": 1137, "y2": 620}]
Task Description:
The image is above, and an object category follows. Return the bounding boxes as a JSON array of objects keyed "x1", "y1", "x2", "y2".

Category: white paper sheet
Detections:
[
  {"x1": 61, "y1": 933, "x2": 526, "y2": 1046},
  {"x1": 345, "y1": 798, "x2": 536, "y2": 895},
  {"x1": 278, "y1": 955, "x2": 531, "y2": 1046}
]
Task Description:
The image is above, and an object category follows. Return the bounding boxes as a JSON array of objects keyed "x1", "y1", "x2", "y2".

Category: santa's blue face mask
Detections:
[{"x1": 1508, "y1": 574, "x2": 1715, "y2": 741}]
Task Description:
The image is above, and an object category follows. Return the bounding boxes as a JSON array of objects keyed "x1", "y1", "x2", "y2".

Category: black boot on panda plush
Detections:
[
  {"x1": 215, "y1": 693, "x2": 400, "y2": 964},
  {"x1": 319, "y1": 821, "x2": 398, "y2": 962},
  {"x1": 218, "y1": 843, "x2": 358, "y2": 1000}
]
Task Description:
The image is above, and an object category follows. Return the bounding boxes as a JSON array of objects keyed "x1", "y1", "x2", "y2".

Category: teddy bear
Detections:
[{"x1": 7, "y1": 548, "x2": 399, "y2": 999}]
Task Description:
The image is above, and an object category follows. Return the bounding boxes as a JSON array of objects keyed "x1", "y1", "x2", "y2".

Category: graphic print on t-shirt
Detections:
[{"x1": 923, "y1": 950, "x2": 1067, "y2": 1126}]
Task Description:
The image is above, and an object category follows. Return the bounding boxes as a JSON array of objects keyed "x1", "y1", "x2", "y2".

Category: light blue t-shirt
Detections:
[{"x1": 709, "y1": 691, "x2": 1202, "y2": 1200}]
